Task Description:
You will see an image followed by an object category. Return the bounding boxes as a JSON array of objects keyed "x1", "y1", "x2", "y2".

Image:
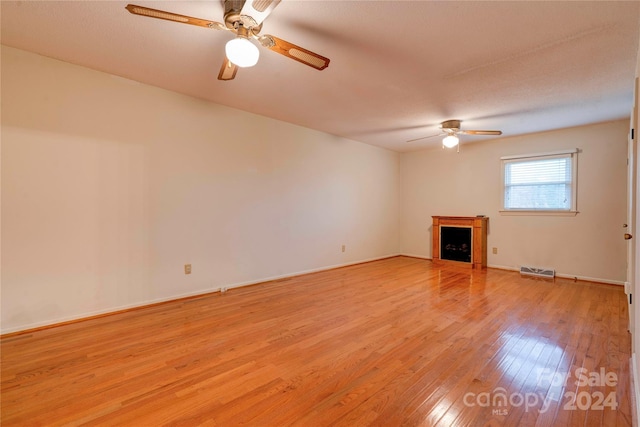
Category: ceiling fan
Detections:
[
  {"x1": 125, "y1": 1, "x2": 330, "y2": 81},
  {"x1": 407, "y1": 120, "x2": 502, "y2": 151}
]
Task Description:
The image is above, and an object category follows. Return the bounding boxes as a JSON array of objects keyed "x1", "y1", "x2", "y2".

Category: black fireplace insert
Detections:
[{"x1": 440, "y1": 226, "x2": 472, "y2": 263}]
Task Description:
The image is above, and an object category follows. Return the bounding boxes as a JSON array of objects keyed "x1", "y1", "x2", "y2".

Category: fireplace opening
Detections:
[{"x1": 440, "y1": 226, "x2": 472, "y2": 263}]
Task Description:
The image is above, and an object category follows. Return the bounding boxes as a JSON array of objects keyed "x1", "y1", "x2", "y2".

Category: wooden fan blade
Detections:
[
  {"x1": 407, "y1": 132, "x2": 444, "y2": 143},
  {"x1": 218, "y1": 58, "x2": 238, "y2": 81},
  {"x1": 240, "y1": 0, "x2": 281, "y2": 26},
  {"x1": 258, "y1": 35, "x2": 329, "y2": 70},
  {"x1": 125, "y1": 4, "x2": 226, "y2": 30},
  {"x1": 460, "y1": 130, "x2": 502, "y2": 136}
]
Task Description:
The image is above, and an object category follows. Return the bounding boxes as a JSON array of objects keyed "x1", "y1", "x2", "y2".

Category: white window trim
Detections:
[
  {"x1": 500, "y1": 148, "x2": 578, "y2": 161},
  {"x1": 499, "y1": 149, "x2": 579, "y2": 216}
]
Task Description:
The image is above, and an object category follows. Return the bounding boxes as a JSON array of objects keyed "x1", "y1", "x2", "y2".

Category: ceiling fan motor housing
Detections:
[
  {"x1": 224, "y1": 0, "x2": 262, "y2": 34},
  {"x1": 441, "y1": 119, "x2": 461, "y2": 131}
]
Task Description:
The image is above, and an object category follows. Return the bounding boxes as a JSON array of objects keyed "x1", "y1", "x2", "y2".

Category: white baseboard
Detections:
[
  {"x1": 1, "y1": 253, "x2": 402, "y2": 335},
  {"x1": 3, "y1": 254, "x2": 624, "y2": 335},
  {"x1": 227, "y1": 253, "x2": 402, "y2": 290},
  {"x1": 1, "y1": 287, "x2": 221, "y2": 335},
  {"x1": 487, "y1": 264, "x2": 520, "y2": 272},
  {"x1": 399, "y1": 253, "x2": 432, "y2": 260},
  {"x1": 488, "y1": 264, "x2": 625, "y2": 286},
  {"x1": 554, "y1": 273, "x2": 624, "y2": 286}
]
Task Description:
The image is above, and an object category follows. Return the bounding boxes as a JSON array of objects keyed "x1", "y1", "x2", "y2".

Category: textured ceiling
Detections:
[{"x1": 1, "y1": 1, "x2": 639, "y2": 152}]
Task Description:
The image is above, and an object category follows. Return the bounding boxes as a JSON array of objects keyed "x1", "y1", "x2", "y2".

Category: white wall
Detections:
[
  {"x1": 400, "y1": 120, "x2": 629, "y2": 284},
  {"x1": 1, "y1": 47, "x2": 400, "y2": 333},
  {"x1": 1, "y1": 45, "x2": 632, "y2": 334}
]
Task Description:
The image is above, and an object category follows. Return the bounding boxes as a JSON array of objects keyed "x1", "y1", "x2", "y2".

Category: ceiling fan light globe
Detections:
[
  {"x1": 442, "y1": 135, "x2": 459, "y2": 148},
  {"x1": 225, "y1": 37, "x2": 259, "y2": 68}
]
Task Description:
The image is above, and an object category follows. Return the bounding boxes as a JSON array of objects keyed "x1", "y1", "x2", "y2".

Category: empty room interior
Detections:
[{"x1": 3, "y1": 1, "x2": 640, "y2": 426}]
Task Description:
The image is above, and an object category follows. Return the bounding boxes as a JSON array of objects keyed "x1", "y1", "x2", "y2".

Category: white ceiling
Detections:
[{"x1": 1, "y1": 1, "x2": 639, "y2": 152}]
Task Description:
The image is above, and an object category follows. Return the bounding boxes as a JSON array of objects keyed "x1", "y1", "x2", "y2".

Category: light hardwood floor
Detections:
[{"x1": 1, "y1": 256, "x2": 633, "y2": 426}]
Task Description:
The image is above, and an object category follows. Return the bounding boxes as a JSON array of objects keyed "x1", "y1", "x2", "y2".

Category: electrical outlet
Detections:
[
  {"x1": 184, "y1": 264, "x2": 192, "y2": 274},
  {"x1": 492, "y1": 247, "x2": 498, "y2": 254},
  {"x1": 341, "y1": 245, "x2": 346, "y2": 252}
]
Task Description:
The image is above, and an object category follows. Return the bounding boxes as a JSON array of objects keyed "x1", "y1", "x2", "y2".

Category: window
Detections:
[{"x1": 501, "y1": 149, "x2": 578, "y2": 214}]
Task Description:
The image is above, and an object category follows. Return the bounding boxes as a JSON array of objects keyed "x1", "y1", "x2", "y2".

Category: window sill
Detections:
[{"x1": 499, "y1": 210, "x2": 578, "y2": 217}]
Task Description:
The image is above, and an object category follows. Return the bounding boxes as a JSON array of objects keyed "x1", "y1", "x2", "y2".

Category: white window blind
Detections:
[{"x1": 502, "y1": 151, "x2": 577, "y2": 212}]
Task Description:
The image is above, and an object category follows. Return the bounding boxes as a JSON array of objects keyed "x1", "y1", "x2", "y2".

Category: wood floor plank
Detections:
[{"x1": 1, "y1": 256, "x2": 632, "y2": 426}]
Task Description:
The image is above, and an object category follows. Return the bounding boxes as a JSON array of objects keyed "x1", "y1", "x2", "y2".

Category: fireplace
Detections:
[{"x1": 432, "y1": 216, "x2": 488, "y2": 269}]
